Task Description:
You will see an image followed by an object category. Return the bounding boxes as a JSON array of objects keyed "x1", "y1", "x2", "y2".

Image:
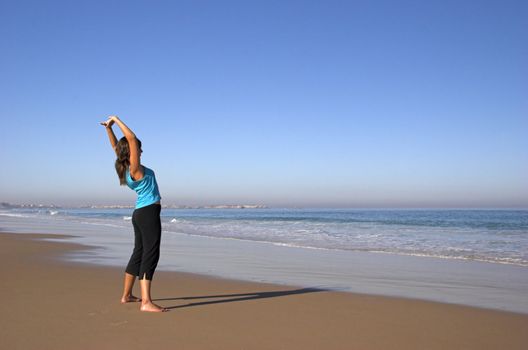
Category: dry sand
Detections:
[{"x1": 1, "y1": 231, "x2": 527, "y2": 349}]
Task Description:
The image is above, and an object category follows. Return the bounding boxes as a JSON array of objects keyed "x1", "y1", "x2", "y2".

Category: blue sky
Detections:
[{"x1": 0, "y1": 0, "x2": 527, "y2": 207}]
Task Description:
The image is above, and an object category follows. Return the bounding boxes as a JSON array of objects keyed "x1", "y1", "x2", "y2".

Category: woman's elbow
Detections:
[{"x1": 125, "y1": 133, "x2": 137, "y2": 141}]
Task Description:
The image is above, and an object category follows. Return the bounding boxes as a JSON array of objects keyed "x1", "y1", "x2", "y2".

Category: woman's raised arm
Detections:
[
  {"x1": 101, "y1": 119, "x2": 118, "y2": 156},
  {"x1": 106, "y1": 116, "x2": 143, "y2": 180}
]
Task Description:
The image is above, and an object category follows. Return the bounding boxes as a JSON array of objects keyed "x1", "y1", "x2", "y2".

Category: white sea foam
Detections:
[
  {"x1": 79, "y1": 221, "x2": 128, "y2": 229},
  {"x1": 162, "y1": 228, "x2": 528, "y2": 267},
  {"x1": 123, "y1": 216, "x2": 132, "y2": 221},
  {"x1": 0, "y1": 212, "x2": 30, "y2": 218}
]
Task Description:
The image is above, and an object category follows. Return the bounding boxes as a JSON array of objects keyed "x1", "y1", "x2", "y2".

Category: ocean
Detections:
[{"x1": 1, "y1": 207, "x2": 527, "y2": 313}]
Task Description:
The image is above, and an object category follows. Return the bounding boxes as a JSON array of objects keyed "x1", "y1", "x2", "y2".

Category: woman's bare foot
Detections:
[
  {"x1": 140, "y1": 301, "x2": 168, "y2": 312},
  {"x1": 120, "y1": 295, "x2": 141, "y2": 303}
]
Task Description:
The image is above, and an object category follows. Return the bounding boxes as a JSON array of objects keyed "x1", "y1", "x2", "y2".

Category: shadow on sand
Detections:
[{"x1": 155, "y1": 287, "x2": 327, "y2": 310}]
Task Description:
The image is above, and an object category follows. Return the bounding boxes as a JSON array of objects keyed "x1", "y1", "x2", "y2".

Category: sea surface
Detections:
[
  {"x1": 1, "y1": 207, "x2": 527, "y2": 313},
  {"x1": 3, "y1": 207, "x2": 527, "y2": 266}
]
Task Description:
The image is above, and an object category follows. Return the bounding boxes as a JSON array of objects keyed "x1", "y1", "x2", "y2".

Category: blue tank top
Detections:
[{"x1": 125, "y1": 166, "x2": 162, "y2": 209}]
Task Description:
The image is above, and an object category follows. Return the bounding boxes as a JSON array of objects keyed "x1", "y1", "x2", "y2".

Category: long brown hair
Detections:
[{"x1": 115, "y1": 137, "x2": 142, "y2": 185}]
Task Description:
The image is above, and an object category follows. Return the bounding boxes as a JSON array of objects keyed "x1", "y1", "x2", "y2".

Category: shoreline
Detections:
[{"x1": 1, "y1": 230, "x2": 528, "y2": 349}]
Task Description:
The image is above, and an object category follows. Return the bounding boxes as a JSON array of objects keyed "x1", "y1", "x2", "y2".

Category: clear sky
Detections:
[{"x1": 1, "y1": 0, "x2": 527, "y2": 208}]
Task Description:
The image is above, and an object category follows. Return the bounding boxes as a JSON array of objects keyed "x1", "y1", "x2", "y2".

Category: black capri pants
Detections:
[{"x1": 125, "y1": 203, "x2": 162, "y2": 280}]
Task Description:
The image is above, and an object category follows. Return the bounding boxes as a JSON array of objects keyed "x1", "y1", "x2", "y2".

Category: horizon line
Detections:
[{"x1": 1, "y1": 201, "x2": 527, "y2": 210}]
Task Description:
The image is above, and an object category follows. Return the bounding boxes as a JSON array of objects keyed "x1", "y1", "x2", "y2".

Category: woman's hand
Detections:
[{"x1": 100, "y1": 116, "x2": 116, "y2": 128}]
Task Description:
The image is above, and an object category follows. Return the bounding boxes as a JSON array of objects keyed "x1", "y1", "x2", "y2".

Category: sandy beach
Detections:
[{"x1": 1, "y1": 231, "x2": 527, "y2": 349}]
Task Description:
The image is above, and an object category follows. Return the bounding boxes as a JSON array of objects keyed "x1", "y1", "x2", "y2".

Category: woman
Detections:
[{"x1": 101, "y1": 115, "x2": 167, "y2": 312}]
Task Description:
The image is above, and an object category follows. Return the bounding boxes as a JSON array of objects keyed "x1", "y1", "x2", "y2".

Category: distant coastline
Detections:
[
  {"x1": 1, "y1": 202, "x2": 62, "y2": 209},
  {"x1": 83, "y1": 204, "x2": 268, "y2": 209},
  {"x1": 0, "y1": 202, "x2": 268, "y2": 210}
]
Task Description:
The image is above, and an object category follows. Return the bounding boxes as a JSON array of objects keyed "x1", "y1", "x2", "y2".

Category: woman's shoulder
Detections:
[
  {"x1": 127, "y1": 165, "x2": 147, "y2": 182},
  {"x1": 127, "y1": 165, "x2": 148, "y2": 172},
  {"x1": 142, "y1": 165, "x2": 158, "y2": 176}
]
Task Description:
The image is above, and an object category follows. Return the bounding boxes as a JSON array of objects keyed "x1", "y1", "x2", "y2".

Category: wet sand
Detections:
[{"x1": 1, "y1": 231, "x2": 527, "y2": 349}]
